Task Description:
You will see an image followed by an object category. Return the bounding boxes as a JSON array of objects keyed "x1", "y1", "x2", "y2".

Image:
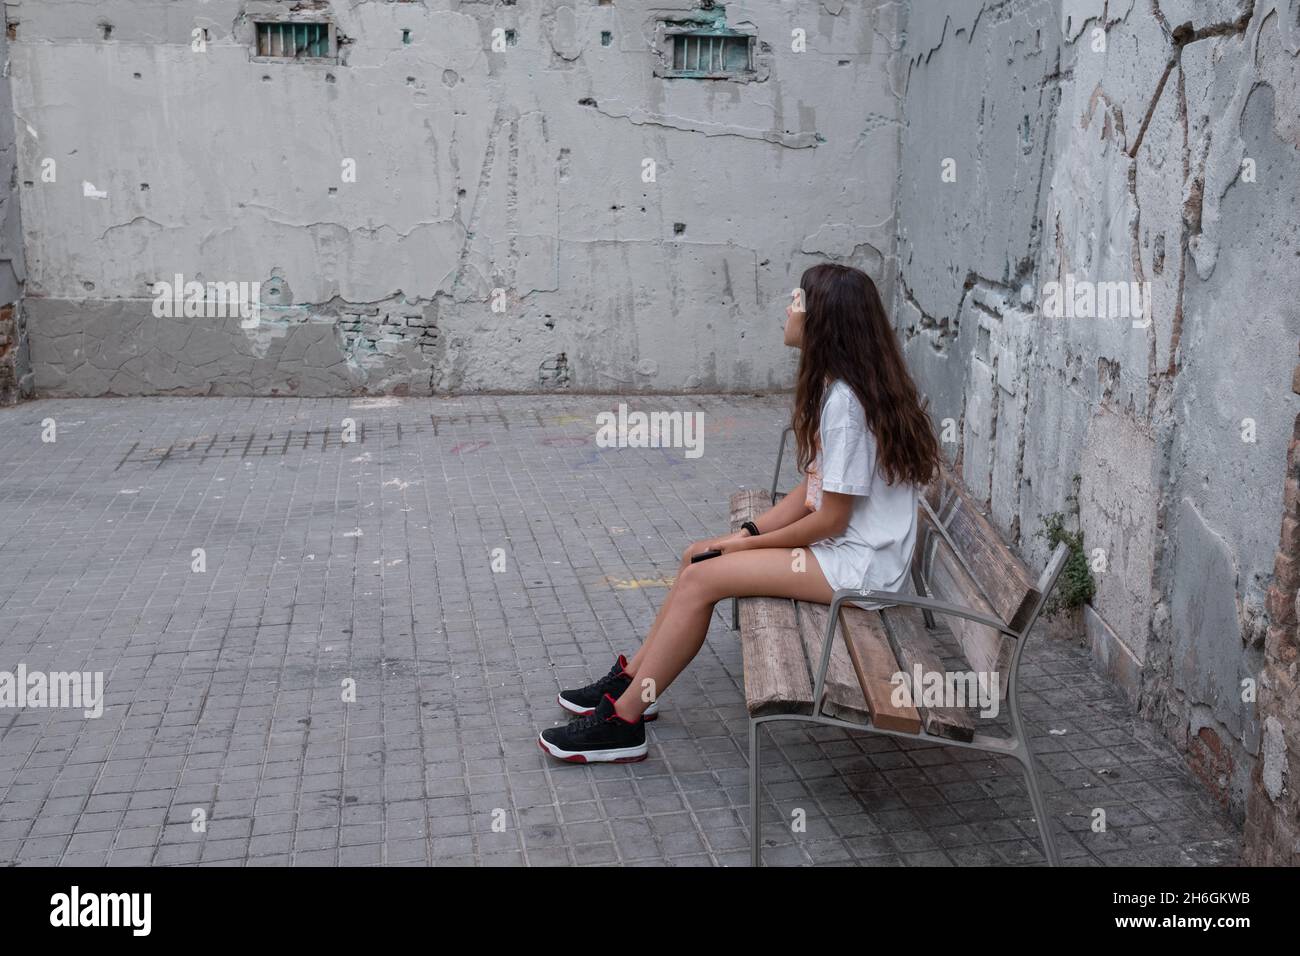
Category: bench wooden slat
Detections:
[
  {"x1": 738, "y1": 595, "x2": 815, "y2": 716},
  {"x1": 796, "y1": 602, "x2": 873, "y2": 726},
  {"x1": 729, "y1": 487, "x2": 767, "y2": 532},
  {"x1": 837, "y1": 606, "x2": 923, "y2": 734},
  {"x1": 874, "y1": 605, "x2": 976, "y2": 742},
  {"x1": 730, "y1": 490, "x2": 815, "y2": 717},
  {"x1": 930, "y1": 472, "x2": 1040, "y2": 631},
  {"x1": 925, "y1": 532, "x2": 1014, "y2": 698}
]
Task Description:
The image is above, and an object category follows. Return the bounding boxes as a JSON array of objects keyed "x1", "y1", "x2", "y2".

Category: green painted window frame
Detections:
[
  {"x1": 662, "y1": 28, "x2": 754, "y2": 78},
  {"x1": 253, "y1": 21, "x2": 337, "y2": 61}
]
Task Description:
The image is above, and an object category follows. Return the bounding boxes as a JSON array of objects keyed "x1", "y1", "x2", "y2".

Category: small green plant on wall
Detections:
[{"x1": 1036, "y1": 474, "x2": 1095, "y2": 615}]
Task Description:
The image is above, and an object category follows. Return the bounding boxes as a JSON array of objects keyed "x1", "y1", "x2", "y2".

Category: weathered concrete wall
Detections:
[
  {"x1": 0, "y1": 16, "x2": 30, "y2": 405},
  {"x1": 10, "y1": 0, "x2": 904, "y2": 396},
  {"x1": 895, "y1": 0, "x2": 1300, "y2": 840}
]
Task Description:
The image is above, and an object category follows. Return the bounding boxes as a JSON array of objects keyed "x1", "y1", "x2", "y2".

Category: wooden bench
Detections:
[{"x1": 734, "y1": 431, "x2": 1070, "y2": 866}]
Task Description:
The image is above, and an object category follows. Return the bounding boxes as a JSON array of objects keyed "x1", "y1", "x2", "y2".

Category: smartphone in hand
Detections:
[{"x1": 690, "y1": 549, "x2": 723, "y2": 563}]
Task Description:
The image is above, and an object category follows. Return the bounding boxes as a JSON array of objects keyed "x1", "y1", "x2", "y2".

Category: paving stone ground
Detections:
[{"x1": 0, "y1": 395, "x2": 1242, "y2": 866}]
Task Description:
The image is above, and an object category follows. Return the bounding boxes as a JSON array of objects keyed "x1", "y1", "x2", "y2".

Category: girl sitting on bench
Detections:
[{"x1": 539, "y1": 262, "x2": 942, "y2": 763}]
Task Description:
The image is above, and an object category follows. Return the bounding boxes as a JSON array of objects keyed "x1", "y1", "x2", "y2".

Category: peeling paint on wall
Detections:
[{"x1": 12, "y1": 0, "x2": 904, "y2": 396}]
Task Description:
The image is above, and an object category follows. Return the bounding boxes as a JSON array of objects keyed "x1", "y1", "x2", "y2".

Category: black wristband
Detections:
[{"x1": 742, "y1": 520, "x2": 760, "y2": 537}]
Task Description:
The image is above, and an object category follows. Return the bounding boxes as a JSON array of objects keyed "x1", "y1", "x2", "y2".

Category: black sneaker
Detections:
[
  {"x1": 538, "y1": 694, "x2": 648, "y2": 763},
  {"x1": 557, "y1": 654, "x2": 659, "y2": 720}
]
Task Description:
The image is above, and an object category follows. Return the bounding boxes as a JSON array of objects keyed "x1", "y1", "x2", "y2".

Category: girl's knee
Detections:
[
  {"x1": 674, "y1": 561, "x2": 702, "y2": 596},
  {"x1": 674, "y1": 562, "x2": 721, "y2": 605}
]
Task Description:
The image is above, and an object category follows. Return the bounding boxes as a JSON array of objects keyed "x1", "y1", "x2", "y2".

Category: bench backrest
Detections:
[{"x1": 914, "y1": 470, "x2": 1047, "y2": 696}]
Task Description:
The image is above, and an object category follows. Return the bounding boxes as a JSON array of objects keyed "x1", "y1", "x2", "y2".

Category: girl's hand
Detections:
[
  {"x1": 684, "y1": 533, "x2": 743, "y2": 562},
  {"x1": 684, "y1": 537, "x2": 721, "y2": 562},
  {"x1": 716, "y1": 533, "x2": 758, "y2": 555}
]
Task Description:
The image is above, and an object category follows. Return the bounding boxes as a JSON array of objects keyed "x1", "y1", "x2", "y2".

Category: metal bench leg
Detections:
[
  {"x1": 749, "y1": 718, "x2": 762, "y2": 867},
  {"x1": 1019, "y1": 746, "x2": 1060, "y2": 866},
  {"x1": 1010, "y1": 686, "x2": 1060, "y2": 867}
]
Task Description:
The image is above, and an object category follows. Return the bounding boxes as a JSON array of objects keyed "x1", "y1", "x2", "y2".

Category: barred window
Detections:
[
  {"x1": 255, "y1": 21, "x2": 335, "y2": 60},
  {"x1": 663, "y1": 29, "x2": 753, "y2": 78}
]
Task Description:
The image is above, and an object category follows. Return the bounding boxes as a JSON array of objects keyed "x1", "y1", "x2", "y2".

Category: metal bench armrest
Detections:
[
  {"x1": 836, "y1": 588, "x2": 1023, "y2": 638},
  {"x1": 771, "y1": 426, "x2": 794, "y2": 505},
  {"x1": 810, "y1": 588, "x2": 1021, "y2": 717}
]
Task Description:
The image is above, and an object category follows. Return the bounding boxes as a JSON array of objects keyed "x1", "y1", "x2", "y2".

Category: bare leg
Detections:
[
  {"x1": 614, "y1": 547, "x2": 833, "y2": 721},
  {"x1": 626, "y1": 549, "x2": 696, "y2": 674}
]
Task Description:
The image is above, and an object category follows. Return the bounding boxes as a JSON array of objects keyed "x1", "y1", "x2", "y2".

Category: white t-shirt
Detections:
[{"x1": 805, "y1": 379, "x2": 920, "y2": 608}]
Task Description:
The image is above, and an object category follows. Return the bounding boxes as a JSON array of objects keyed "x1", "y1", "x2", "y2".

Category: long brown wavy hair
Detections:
[{"x1": 792, "y1": 263, "x2": 940, "y2": 487}]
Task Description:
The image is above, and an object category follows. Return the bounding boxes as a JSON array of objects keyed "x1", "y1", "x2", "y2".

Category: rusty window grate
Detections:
[
  {"x1": 255, "y1": 21, "x2": 334, "y2": 59},
  {"x1": 665, "y1": 30, "x2": 752, "y2": 77}
]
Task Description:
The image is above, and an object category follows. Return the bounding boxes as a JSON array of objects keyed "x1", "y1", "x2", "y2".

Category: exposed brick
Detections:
[
  {"x1": 1275, "y1": 550, "x2": 1300, "y2": 586},
  {"x1": 1187, "y1": 726, "x2": 1233, "y2": 811},
  {"x1": 1279, "y1": 638, "x2": 1297, "y2": 668},
  {"x1": 1280, "y1": 516, "x2": 1300, "y2": 556},
  {"x1": 1265, "y1": 624, "x2": 1297, "y2": 658},
  {"x1": 1267, "y1": 584, "x2": 1297, "y2": 627},
  {"x1": 1285, "y1": 477, "x2": 1300, "y2": 517}
]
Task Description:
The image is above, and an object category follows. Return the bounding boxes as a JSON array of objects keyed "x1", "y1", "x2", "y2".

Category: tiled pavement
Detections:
[{"x1": 0, "y1": 395, "x2": 1242, "y2": 866}]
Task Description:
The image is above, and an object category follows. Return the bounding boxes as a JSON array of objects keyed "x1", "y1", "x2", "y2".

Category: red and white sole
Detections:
[
  {"x1": 537, "y1": 734, "x2": 648, "y2": 763},
  {"x1": 557, "y1": 694, "x2": 659, "y2": 721}
]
